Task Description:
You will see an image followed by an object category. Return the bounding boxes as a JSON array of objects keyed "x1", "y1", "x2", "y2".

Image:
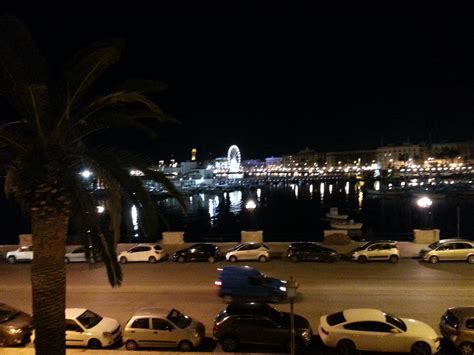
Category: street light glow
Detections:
[
  {"x1": 417, "y1": 196, "x2": 432, "y2": 208},
  {"x1": 245, "y1": 200, "x2": 256, "y2": 210},
  {"x1": 81, "y1": 169, "x2": 92, "y2": 178}
]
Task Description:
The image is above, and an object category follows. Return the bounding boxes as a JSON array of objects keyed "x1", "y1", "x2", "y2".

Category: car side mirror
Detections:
[{"x1": 390, "y1": 328, "x2": 401, "y2": 334}]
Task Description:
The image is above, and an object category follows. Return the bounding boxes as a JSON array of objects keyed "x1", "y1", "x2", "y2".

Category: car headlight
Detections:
[
  {"x1": 103, "y1": 331, "x2": 113, "y2": 337},
  {"x1": 8, "y1": 328, "x2": 23, "y2": 334},
  {"x1": 300, "y1": 330, "x2": 311, "y2": 339},
  {"x1": 279, "y1": 286, "x2": 287, "y2": 292}
]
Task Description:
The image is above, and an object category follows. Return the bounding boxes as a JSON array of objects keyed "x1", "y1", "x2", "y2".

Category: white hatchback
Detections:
[
  {"x1": 225, "y1": 243, "x2": 270, "y2": 262},
  {"x1": 351, "y1": 241, "x2": 400, "y2": 263},
  {"x1": 32, "y1": 308, "x2": 121, "y2": 349},
  {"x1": 65, "y1": 247, "x2": 88, "y2": 263},
  {"x1": 318, "y1": 308, "x2": 440, "y2": 355},
  {"x1": 6, "y1": 246, "x2": 33, "y2": 264},
  {"x1": 117, "y1": 244, "x2": 168, "y2": 264}
]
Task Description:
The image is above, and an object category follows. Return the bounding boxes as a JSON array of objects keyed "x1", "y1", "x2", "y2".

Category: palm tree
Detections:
[{"x1": 0, "y1": 16, "x2": 184, "y2": 355}]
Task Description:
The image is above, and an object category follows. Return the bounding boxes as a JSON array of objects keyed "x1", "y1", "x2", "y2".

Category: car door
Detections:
[
  {"x1": 18, "y1": 246, "x2": 33, "y2": 261},
  {"x1": 188, "y1": 245, "x2": 203, "y2": 261},
  {"x1": 342, "y1": 321, "x2": 379, "y2": 351},
  {"x1": 129, "y1": 318, "x2": 153, "y2": 346},
  {"x1": 136, "y1": 246, "x2": 152, "y2": 262},
  {"x1": 370, "y1": 321, "x2": 406, "y2": 353},
  {"x1": 233, "y1": 317, "x2": 263, "y2": 344},
  {"x1": 253, "y1": 318, "x2": 282, "y2": 345},
  {"x1": 366, "y1": 244, "x2": 382, "y2": 260},
  {"x1": 65, "y1": 319, "x2": 86, "y2": 346},
  {"x1": 453, "y1": 243, "x2": 471, "y2": 260},
  {"x1": 437, "y1": 243, "x2": 456, "y2": 260},
  {"x1": 71, "y1": 248, "x2": 85, "y2": 262},
  {"x1": 240, "y1": 244, "x2": 254, "y2": 260},
  {"x1": 152, "y1": 318, "x2": 177, "y2": 347},
  {"x1": 127, "y1": 246, "x2": 146, "y2": 262}
]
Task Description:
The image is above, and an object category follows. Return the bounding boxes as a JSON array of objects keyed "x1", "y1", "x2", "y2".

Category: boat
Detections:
[
  {"x1": 330, "y1": 220, "x2": 363, "y2": 230},
  {"x1": 325, "y1": 207, "x2": 348, "y2": 220}
]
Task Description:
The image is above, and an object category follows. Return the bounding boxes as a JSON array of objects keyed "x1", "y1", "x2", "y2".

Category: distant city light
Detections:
[
  {"x1": 97, "y1": 206, "x2": 105, "y2": 213},
  {"x1": 245, "y1": 200, "x2": 256, "y2": 210},
  {"x1": 81, "y1": 169, "x2": 92, "y2": 178}
]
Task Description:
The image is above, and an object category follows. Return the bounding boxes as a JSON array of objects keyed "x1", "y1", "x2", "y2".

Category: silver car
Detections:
[
  {"x1": 123, "y1": 308, "x2": 205, "y2": 351},
  {"x1": 440, "y1": 307, "x2": 474, "y2": 355},
  {"x1": 419, "y1": 239, "x2": 474, "y2": 264}
]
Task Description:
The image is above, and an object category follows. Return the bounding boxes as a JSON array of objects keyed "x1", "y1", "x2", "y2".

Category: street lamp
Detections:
[
  {"x1": 416, "y1": 196, "x2": 432, "y2": 229},
  {"x1": 287, "y1": 276, "x2": 299, "y2": 355},
  {"x1": 245, "y1": 199, "x2": 257, "y2": 230}
]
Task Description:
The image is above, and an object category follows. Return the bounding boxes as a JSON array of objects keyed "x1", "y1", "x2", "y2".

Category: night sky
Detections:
[{"x1": 2, "y1": 4, "x2": 474, "y2": 161}]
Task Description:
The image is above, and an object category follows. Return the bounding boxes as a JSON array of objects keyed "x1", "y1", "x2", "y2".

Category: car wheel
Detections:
[
  {"x1": 337, "y1": 339, "x2": 356, "y2": 355},
  {"x1": 467, "y1": 256, "x2": 474, "y2": 264},
  {"x1": 178, "y1": 256, "x2": 186, "y2": 263},
  {"x1": 411, "y1": 341, "x2": 431, "y2": 355},
  {"x1": 229, "y1": 255, "x2": 238, "y2": 263},
  {"x1": 88, "y1": 338, "x2": 102, "y2": 349},
  {"x1": 221, "y1": 336, "x2": 239, "y2": 352},
  {"x1": 125, "y1": 340, "x2": 138, "y2": 350},
  {"x1": 259, "y1": 255, "x2": 268, "y2": 263},
  {"x1": 119, "y1": 256, "x2": 127, "y2": 264},
  {"x1": 429, "y1": 255, "x2": 439, "y2": 264},
  {"x1": 389, "y1": 255, "x2": 399, "y2": 264},
  {"x1": 460, "y1": 341, "x2": 474, "y2": 355},
  {"x1": 148, "y1": 256, "x2": 157, "y2": 264},
  {"x1": 357, "y1": 255, "x2": 367, "y2": 263},
  {"x1": 64, "y1": 257, "x2": 70, "y2": 263},
  {"x1": 223, "y1": 295, "x2": 234, "y2": 304},
  {"x1": 208, "y1": 256, "x2": 216, "y2": 263},
  {"x1": 290, "y1": 255, "x2": 299, "y2": 263},
  {"x1": 178, "y1": 340, "x2": 193, "y2": 352},
  {"x1": 7, "y1": 256, "x2": 16, "y2": 264}
]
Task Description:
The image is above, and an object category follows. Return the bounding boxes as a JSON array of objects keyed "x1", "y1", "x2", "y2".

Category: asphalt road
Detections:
[{"x1": 0, "y1": 258, "x2": 471, "y2": 354}]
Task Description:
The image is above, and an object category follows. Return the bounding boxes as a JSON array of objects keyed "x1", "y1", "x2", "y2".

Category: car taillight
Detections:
[
  {"x1": 214, "y1": 280, "x2": 222, "y2": 286},
  {"x1": 320, "y1": 327, "x2": 329, "y2": 336}
]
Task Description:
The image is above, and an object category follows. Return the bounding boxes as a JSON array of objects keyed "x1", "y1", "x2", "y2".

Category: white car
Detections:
[
  {"x1": 31, "y1": 308, "x2": 121, "y2": 349},
  {"x1": 117, "y1": 244, "x2": 168, "y2": 264},
  {"x1": 318, "y1": 309, "x2": 440, "y2": 355},
  {"x1": 6, "y1": 246, "x2": 33, "y2": 264},
  {"x1": 225, "y1": 243, "x2": 270, "y2": 262},
  {"x1": 351, "y1": 241, "x2": 400, "y2": 263},
  {"x1": 65, "y1": 247, "x2": 88, "y2": 263}
]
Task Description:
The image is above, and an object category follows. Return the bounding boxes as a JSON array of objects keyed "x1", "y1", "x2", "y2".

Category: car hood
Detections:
[
  {"x1": 89, "y1": 317, "x2": 119, "y2": 333},
  {"x1": 402, "y1": 318, "x2": 438, "y2": 339},
  {"x1": 419, "y1": 246, "x2": 433, "y2": 254},
  {"x1": 279, "y1": 313, "x2": 310, "y2": 330},
  {"x1": 267, "y1": 277, "x2": 287, "y2": 292},
  {"x1": 0, "y1": 311, "x2": 32, "y2": 329}
]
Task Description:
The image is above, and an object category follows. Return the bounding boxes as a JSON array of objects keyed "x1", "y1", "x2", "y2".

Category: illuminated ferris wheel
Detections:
[{"x1": 227, "y1": 145, "x2": 241, "y2": 172}]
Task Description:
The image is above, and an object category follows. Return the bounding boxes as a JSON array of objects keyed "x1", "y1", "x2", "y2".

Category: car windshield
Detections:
[
  {"x1": 428, "y1": 241, "x2": 442, "y2": 249},
  {"x1": 0, "y1": 304, "x2": 19, "y2": 323},
  {"x1": 385, "y1": 313, "x2": 407, "y2": 331},
  {"x1": 167, "y1": 309, "x2": 191, "y2": 329},
  {"x1": 77, "y1": 310, "x2": 103, "y2": 329},
  {"x1": 443, "y1": 310, "x2": 459, "y2": 329}
]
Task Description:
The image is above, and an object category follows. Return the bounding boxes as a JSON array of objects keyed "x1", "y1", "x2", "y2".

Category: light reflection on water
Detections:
[{"x1": 229, "y1": 190, "x2": 242, "y2": 215}]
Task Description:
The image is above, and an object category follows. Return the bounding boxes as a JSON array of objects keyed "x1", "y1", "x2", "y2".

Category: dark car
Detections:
[
  {"x1": 172, "y1": 243, "x2": 222, "y2": 263},
  {"x1": 213, "y1": 302, "x2": 312, "y2": 352},
  {"x1": 0, "y1": 303, "x2": 33, "y2": 346},
  {"x1": 440, "y1": 307, "x2": 474, "y2": 355},
  {"x1": 287, "y1": 242, "x2": 339, "y2": 262}
]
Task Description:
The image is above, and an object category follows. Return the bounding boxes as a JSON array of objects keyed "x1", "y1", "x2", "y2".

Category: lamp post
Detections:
[
  {"x1": 286, "y1": 276, "x2": 299, "y2": 355},
  {"x1": 416, "y1": 196, "x2": 432, "y2": 229},
  {"x1": 245, "y1": 199, "x2": 256, "y2": 230}
]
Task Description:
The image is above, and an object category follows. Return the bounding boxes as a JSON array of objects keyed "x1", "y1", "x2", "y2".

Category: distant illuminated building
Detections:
[{"x1": 191, "y1": 148, "x2": 197, "y2": 161}]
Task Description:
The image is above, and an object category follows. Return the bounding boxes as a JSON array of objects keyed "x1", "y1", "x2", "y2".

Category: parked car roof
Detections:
[
  {"x1": 342, "y1": 308, "x2": 386, "y2": 323},
  {"x1": 65, "y1": 308, "x2": 88, "y2": 319},
  {"x1": 130, "y1": 307, "x2": 171, "y2": 318},
  {"x1": 446, "y1": 307, "x2": 474, "y2": 319}
]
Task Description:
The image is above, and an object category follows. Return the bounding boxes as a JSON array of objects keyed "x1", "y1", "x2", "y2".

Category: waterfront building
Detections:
[
  {"x1": 377, "y1": 143, "x2": 427, "y2": 169},
  {"x1": 265, "y1": 156, "x2": 282, "y2": 167},
  {"x1": 282, "y1": 147, "x2": 325, "y2": 167},
  {"x1": 430, "y1": 141, "x2": 474, "y2": 164},
  {"x1": 326, "y1": 149, "x2": 377, "y2": 167}
]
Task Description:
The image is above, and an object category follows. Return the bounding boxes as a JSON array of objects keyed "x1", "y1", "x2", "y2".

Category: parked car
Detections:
[
  {"x1": 318, "y1": 308, "x2": 440, "y2": 355},
  {"x1": 351, "y1": 240, "x2": 400, "y2": 263},
  {"x1": 419, "y1": 239, "x2": 474, "y2": 264},
  {"x1": 118, "y1": 244, "x2": 168, "y2": 264},
  {"x1": 0, "y1": 303, "x2": 33, "y2": 346},
  {"x1": 225, "y1": 243, "x2": 270, "y2": 262},
  {"x1": 6, "y1": 246, "x2": 33, "y2": 264},
  {"x1": 213, "y1": 302, "x2": 312, "y2": 352},
  {"x1": 215, "y1": 266, "x2": 287, "y2": 303},
  {"x1": 172, "y1": 243, "x2": 222, "y2": 263},
  {"x1": 287, "y1": 242, "x2": 339, "y2": 262},
  {"x1": 65, "y1": 247, "x2": 88, "y2": 263},
  {"x1": 123, "y1": 308, "x2": 205, "y2": 351},
  {"x1": 440, "y1": 307, "x2": 474, "y2": 355}
]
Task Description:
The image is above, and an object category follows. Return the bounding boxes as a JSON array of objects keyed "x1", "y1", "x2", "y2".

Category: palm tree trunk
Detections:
[{"x1": 31, "y1": 211, "x2": 69, "y2": 355}]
